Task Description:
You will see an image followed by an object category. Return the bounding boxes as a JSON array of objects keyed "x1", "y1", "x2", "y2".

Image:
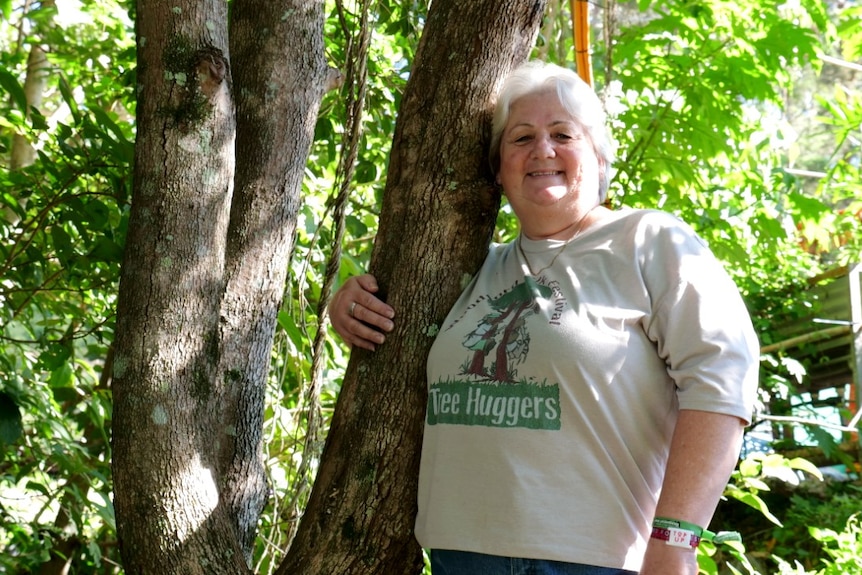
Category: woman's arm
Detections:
[{"x1": 639, "y1": 409, "x2": 746, "y2": 575}]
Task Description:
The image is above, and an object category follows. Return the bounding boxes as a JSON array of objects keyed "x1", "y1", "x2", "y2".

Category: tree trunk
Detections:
[
  {"x1": 111, "y1": 0, "x2": 246, "y2": 572},
  {"x1": 113, "y1": 0, "x2": 331, "y2": 570},
  {"x1": 10, "y1": 43, "x2": 47, "y2": 170},
  {"x1": 6, "y1": 0, "x2": 53, "y2": 225},
  {"x1": 278, "y1": 1, "x2": 547, "y2": 573},
  {"x1": 219, "y1": 0, "x2": 330, "y2": 561}
]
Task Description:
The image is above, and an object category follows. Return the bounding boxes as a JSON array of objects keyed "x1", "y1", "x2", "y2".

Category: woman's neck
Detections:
[{"x1": 521, "y1": 204, "x2": 608, "y2": 241}]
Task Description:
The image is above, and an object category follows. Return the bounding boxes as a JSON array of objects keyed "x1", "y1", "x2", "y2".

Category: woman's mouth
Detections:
[{"x1": 529, "y1": 170, "x2": 562, "y2": 177}]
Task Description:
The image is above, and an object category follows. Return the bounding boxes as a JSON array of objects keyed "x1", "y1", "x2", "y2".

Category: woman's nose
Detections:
[{"x1": 531, "y1": 135, "x2": 555, "y2": 158}]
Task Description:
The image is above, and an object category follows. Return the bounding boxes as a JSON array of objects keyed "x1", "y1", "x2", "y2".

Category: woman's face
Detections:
[{"x1": 497, "y1": 89, "x2": 602, "y2": 234}]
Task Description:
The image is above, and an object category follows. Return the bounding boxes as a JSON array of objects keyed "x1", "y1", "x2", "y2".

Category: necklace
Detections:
[{"x1": 517, "y1": 207, "x2": 596, "y2": 277}]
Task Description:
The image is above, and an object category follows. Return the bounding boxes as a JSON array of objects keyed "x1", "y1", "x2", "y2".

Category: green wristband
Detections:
[{"x1": 653, "y1": 517, "x2": 704, "y2": 536}]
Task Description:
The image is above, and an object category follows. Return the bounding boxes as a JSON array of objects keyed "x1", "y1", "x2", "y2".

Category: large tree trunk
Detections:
[
  {"x1": 278, "y1": 1, "x2": 547, "y2": 573},
  {"x1": 111, "y1": 1, "x2": 243, "y2": 572}
]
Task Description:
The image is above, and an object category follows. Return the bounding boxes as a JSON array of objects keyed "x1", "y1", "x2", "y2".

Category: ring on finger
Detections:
[{"x1": 348, "y1": 301, "x2": 357, "y2": 317}]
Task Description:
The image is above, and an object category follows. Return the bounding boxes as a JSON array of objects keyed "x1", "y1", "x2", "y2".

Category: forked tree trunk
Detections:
[
  {"x1": 114, "y1": 0, "x2": 546, "y2": 571},
  {"x1": 112, "y1": 0, "x2": 329, "y2": 572},
  {"x1": 278, "y1": 1, "x2": 547, "y2": 573}
]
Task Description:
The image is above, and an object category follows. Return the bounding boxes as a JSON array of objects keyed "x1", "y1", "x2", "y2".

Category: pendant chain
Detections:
[
  {"x1": 517, "y1": 237, "x2": 570, "y2": 277},
  {"x1": 517, "y1": 207, "x2": 596, "y2": 277}
]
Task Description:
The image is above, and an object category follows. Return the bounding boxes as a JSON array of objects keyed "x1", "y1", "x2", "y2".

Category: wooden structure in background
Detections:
[{"x1": 763, "y1": 264, "x2": 862, "y2": 449}]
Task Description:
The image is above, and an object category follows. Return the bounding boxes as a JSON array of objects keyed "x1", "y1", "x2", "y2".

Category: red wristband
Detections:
[{"x1": 650, "y1": 526, "x2": 701, "y2": 548}]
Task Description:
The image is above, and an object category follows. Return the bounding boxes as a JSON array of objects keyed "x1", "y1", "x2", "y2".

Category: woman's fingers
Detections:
[
  {"x1": 349, "y1": 297, "x2": 394, "y2": 333},
  {"x1": 330, "y1": 275, "x2": 395, "y2": 351}
]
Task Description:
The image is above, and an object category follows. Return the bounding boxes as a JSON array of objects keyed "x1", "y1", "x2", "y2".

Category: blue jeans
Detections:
[{"x1": 430, "y1": 550, "x2": 637, "y2": 575}]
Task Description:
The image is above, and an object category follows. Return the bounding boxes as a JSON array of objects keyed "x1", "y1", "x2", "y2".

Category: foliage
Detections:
[
  {"x1": 773, "y1": 482, "x2": 862, "y2": 569},
  {"x1": 0, "y1": 1, "x2": 134, "y2": 572},
  {"x1": 602, "y1": 0, "x2": 837, "y2": 293},
  {"x1": 700, "y1": 464, "x2": 862, "y2": 575},
  {"x1": 727, "y1": 453, "x2": 824, "y2": 526},
  {"x1": 0, "y1": 0, "x2": 860, "y2": 572},
  {"x1": 771, "y1": 513, "x2": 862, "y2": 575},
  {"x1": 808, "y1": 513, "x2": 862, "y2": 574}
]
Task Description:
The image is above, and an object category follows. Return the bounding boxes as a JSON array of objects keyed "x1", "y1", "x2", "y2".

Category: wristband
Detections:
[
  {"x1": 651, "y1": 517, "x2": 742, "y2": 548},
  {"x1": 650, "y1": 525, "x2": 701, "y2": 548}
]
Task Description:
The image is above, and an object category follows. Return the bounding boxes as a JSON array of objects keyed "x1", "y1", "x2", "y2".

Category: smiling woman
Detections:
[{"x1": 330, "y1": 60, "x2": 760, "y2": 575}]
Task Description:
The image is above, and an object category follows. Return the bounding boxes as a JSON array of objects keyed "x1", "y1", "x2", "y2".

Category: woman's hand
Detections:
[{"x1": 329, "y1": 274, "x2": 395, "y2": 351}]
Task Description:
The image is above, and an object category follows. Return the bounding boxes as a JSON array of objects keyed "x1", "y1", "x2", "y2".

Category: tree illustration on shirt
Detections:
[{"x1": 461, "y1": 279, "x2": 551, "y2": 382}]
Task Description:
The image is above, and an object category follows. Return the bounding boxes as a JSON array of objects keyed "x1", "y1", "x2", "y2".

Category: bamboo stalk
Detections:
[
  {"x1": 760, "y1": 325, "x2": 851, "y2": 354},
  {"x1": 570, "y1": 0, "x2": 593, "y2": 86},
  {"x1": 756, "y1": 413, "x2": 860, "y2": 433}
]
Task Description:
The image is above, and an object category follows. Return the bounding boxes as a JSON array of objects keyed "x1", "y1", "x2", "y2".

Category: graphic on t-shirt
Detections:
[
  {"x1": 427, "y1": 277, "x2": 565, "y2": 430},
  {"x1": 462, "y1": 278, "x2": 550, "y2": 382}
]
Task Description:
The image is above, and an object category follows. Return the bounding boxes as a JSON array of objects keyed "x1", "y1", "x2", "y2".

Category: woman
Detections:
[{"x1": 330, "y1": 61, "x2": 759, "y2": 575}]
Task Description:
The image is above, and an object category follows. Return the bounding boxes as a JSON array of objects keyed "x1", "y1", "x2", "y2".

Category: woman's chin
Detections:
[{"x1": 527, "y1": 187, "x2": 570, "y2": 204}]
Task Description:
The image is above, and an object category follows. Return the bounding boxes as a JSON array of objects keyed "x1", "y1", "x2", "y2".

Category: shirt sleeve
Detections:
[{"x1": 638, "y1": 211, "x2": 760, "y2": 424}]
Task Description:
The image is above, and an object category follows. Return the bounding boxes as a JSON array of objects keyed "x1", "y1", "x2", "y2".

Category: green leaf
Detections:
[
  {"x1": 30, "y1": 107, "x2": 49, "y2": 130},
  {"x1": 49, "y1": 362, "x2": 75, "y2": 395},
  {"x1": 50, "y1": 225, "x2": 76, "y2": 264},
  {"x1": 761, "y1": 463, "x2": 800, "y2": 485},
  {"x1": 25, "y1": 479, "x2": 51, "y2": 497},
  {"x1": 738, "y1": 457, "x2": 762, "y2": 477},
  {"x1": 728, "y1": 489, "x2": 783, "y2": 526},
  {"x1": 355, "y1": 160, "x2": 379, "y2": 184},
  {"x1": 0, "y1": 66, "x2": 27, "y2": 112},
  {"x1": 58, "y1": 75, "x2": 82, "y2": 124},
  {"x1": 89, "y1": 237, "x2": 124, "y2": 262},
  {"x1": 345, "y1": 214, "x2": 368, "y2": 238},
  {"x1": 789, "y1": 457, "x2": 823, "y2": 481},
  {"x1": 0, "y1": 392, "x2": 23, "y2": 446},
  {"x1": 39, "y1": 342, "x2": 72, "y2": 370},
  {"x1": 90, "y1": 106, "x2": 132, "y2": 145},
  {"x1": 84, "y1": 199, "x2": 111, "y2": 229}
]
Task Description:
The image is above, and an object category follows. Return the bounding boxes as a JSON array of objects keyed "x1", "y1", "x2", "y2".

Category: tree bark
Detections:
[
  {"x1": 278, "y1": 1, "x2": 547, "y2": 573},
  {"x1": 220, "y1": 0, "x2": 330, "y2": 561},
  {"x1": 111, "y1": 1, "x2": 246, "y2": 573}
]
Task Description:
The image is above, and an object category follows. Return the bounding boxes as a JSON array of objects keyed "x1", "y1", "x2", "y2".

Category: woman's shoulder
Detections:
[
  {"x1": 485, "y1": 240, "x2": 517, "y2": 265},
  {"x1": 612, "y1": 206, "x2": 690, "y2": 228},
  {"x1": 611, "y1": 207, "x2": 707, "y2": 246}
]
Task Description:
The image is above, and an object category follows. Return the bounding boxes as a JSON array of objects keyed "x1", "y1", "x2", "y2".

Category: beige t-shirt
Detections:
[{"x1": 414, "y1": 208, "x2": 759, "y2": 571}]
